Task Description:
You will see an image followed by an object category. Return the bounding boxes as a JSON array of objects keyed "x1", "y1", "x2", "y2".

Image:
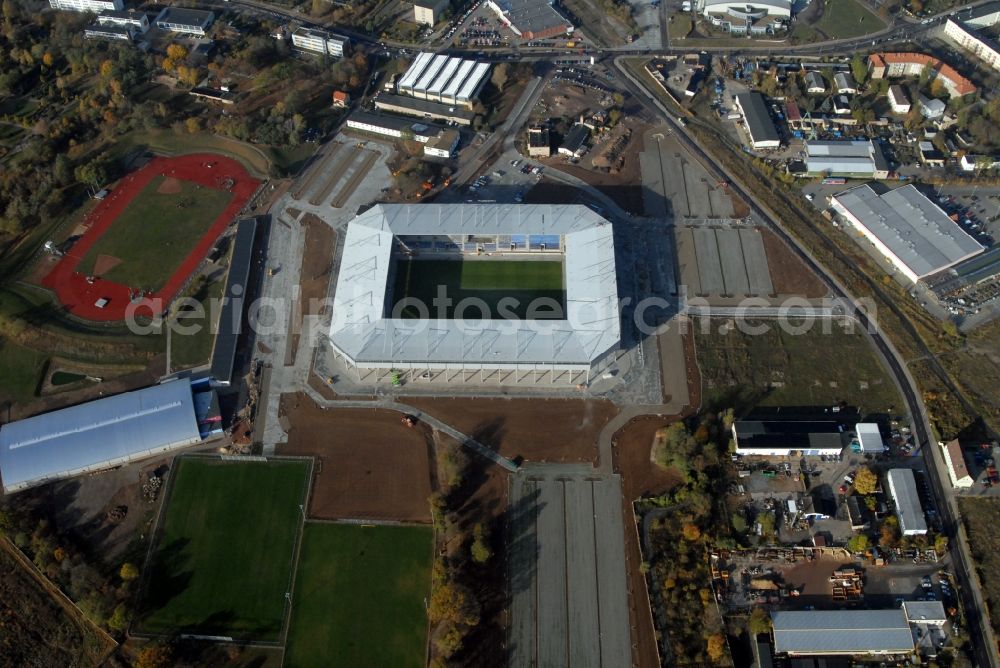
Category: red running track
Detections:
[{"x1": 41, "y1": 153, "x2": 260, "y2": 322}]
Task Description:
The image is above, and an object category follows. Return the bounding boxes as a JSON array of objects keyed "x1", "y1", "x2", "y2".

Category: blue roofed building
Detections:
[{"x1": 0, "y1": 378, "x2": 222, "y2": 494}]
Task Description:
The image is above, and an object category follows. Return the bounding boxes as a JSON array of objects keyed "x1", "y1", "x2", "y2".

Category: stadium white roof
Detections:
[
  {"x1": 0, "y1": 380, "x2": 202, "y2": 494},
  {"x1": 772, "y1": 610, "x2": 914, "y2": 655},
  {"x1": 328, "y1": 204, "x2": 620, "y2": 371},
  {"x1": 832, "y1": 184, "x2": 984, "y2": 281},
  {"x1": 887, "y1": 468, "x2": 928, "y2": 534}
]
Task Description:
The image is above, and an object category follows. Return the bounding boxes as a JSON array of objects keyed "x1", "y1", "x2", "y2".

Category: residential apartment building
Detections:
[
  {"x1": 943, "y1": 17, "x2": 1000, "y2": 73},
  {"x1": 868, "y1": 52, "x2": 977, "y2": 98},
  {"x1": 414, "y1": 0, "x2": 449, "y2": 26},
  {"x1": 291, "y1": 26, "x2": 349, "y2": 58},
  {"x1": 49, "y1": 0, "x2": 122, "y2": 12},
  {"x1": 154, "y1": 7, "x2": 214, "y2": 36}
]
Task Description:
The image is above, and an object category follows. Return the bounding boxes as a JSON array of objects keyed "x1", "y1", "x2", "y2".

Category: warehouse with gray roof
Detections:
[
  {"x1": 0, "y1": 379, "x2": 222, "y2": 494},
  {"x1": 804, "y1": 140, "x2": 890, "y2": 179},
  {"x1": 886, "y1": 467, "x2": 928, "y2": 535},
  {"x1": 734, "y1": 92, "x2": 780, "y2": 149},
  {"x1": 771, "y1": 609, "x2": 915, "y2": 656},
  {"x1": 831, "y1": 184, "x2": 984, "y2": 283},
  {"x1": 486, "y1": 0, "x2": 573, "y2": 39}
]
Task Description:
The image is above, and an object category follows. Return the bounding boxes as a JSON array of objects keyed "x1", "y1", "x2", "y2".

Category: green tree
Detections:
[
  {"x1": 119, "y1": 562, "x2": 139, "y2": 582},
  {"x1": 434, "y1": 622, "x2": 463, "y2": 657},
  {"x1": 429, "y1": 582, "x2": 480, "y2": 626},
  {"x1": 108, "y1": 604, "x2": 128, "y2": 631},
  {"x1": 851, "y1": 54, "x2": 868, "y2": 86},
  {"x1": 74, "y1": 157, "x2": 112, "y2": 188},
  {"x1": 758, "y1": 511, "x2": 775, "y2": 538},
  {"x1": 471, "y1": 523, "x2": 491, "y2": 564},
  {"x1": 934, "y1": 534, "x2": 949, "y2": 555},
  {"x1": 748, "y1": 607, "x2": 771, "y2": 635},
  {"x1": 847, "y1": 534, "x2": 870, "y2": 553}
]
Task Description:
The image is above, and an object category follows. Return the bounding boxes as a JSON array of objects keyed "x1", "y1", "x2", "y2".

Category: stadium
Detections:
[{"x1": 327, "y1": 204, "x2": 621, "y2": 386}]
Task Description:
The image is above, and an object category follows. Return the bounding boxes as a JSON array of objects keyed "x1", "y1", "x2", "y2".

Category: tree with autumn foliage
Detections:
[
  {"x1": 853, "y1": 466, "x2": 878, "y2": 495},
  {"x1": 706, "y1": 633, "x2": 727, "y2": 663}
]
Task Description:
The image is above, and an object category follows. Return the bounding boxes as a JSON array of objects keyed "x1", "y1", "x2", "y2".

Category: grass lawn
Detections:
[
  {"x1": 284, "y1": 523, "x2": 431, "y2": 668},
  {"x1": 137, "y1": 458, "x2": 310, "y2": 640},
  {"x1": 170, "y1": 274, "x2": 226, "y2": 370},
  {"x1": 794, "y1": 0, "x2": 885, "y2": 40},
  {"x1": 78, "y1": 176, "x2": 233, "y2": 291},
  {"x1": 391, "y1": 259, "x2": 566, "y2": 319},
  {"x1": 668, "y1": 14, "x2": 693, "y2": 40},
  {"x1": 959, "y1": 497, "x2": 1000, "y2": 639},
  {"x1": 0, "y1": 340, "x2": 47, "y2": 404},
  {"x1": 113, "y1": 130, "x2": 273, "y2": 177},
  {"x1": 695, "y1": 318, "x2": 901, "y2": 414}
]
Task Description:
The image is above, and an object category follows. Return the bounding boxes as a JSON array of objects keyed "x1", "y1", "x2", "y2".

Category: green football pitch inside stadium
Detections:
[
  {"x1": 391, "y1": 259, "x2": 566, "y2": 319},
  {"x1": 79, "y1": 175, "x2": 233, "y2": 290},
  {"x1": 284, "y1": 523, "x2": 432, "y2": 668},
  {"x1": 136, "y1": 457, "x2": 309, "y2": 640}
]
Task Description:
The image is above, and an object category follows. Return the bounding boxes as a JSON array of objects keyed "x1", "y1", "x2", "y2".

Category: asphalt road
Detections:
[{"x1": 615, "y1": 58, "x2": 998, "y2": 668}]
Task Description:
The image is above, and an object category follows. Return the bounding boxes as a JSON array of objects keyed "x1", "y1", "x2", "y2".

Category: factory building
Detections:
[{"x1": 831, "y1": 184, "x2": 984, "y2": 283}]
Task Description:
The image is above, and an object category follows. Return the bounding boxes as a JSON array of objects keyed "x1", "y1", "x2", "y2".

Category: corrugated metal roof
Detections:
[
  {"x1": 772, "y1": 610, "x2": 913, "y2": 655},
  {"x1": 328, "y1": 204, "x2": 619, "y2": 370},
  {"x1": 832, "y1": 184, "x2": 984, "y2": 280},
  {"x1": 457, "y1": 62, "x2": 491, "y2": 102},
  {"x1": 887, "y1": 468, "x2": 928, "y2": 534},
  {"x1": 398, "y1": 52, "x2": 434, "y2": 91},
  {"x1": 0, "y1": 380, "x2": 202, "y2": 493}
]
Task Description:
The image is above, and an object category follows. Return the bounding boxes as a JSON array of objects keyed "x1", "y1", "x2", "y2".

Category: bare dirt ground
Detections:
[
  {"x1": 276, "y1": 393, "x2": 437, "y2": 522},
  {"x1": 548, "y1": 162, "x2": 646, "y2": 214},
  {"x1": 92, "y1": 253, "x2": 122, "y2": 277},
  {"x1": 299, "y1": 214, "x2": 335, "y2": 316},
  {"x1": 612, "y1": 416, "x2": 684, "y2": 668},
  {"x1": 760, "y1": 228, "x2": 829, "y2": 298},
  {"x1": 157, "y1": 176, "x2": 182, "y2": 195},
  {"x1": 38, "y1": 455, "x2": 175, "y2": 563},
  {"x1": 404, "y1": 396, "x2": 620, "y2": 464},
  {"x1": 538, "y1": 119, "x2": 652, "y2": 215},
  {"x1": 613, "y1": 415, "x2": 684, "y2": 501}
]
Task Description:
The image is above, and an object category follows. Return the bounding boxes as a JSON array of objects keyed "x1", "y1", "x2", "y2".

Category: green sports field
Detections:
[
  {"x1": 284, "y1": 523, "x2": 432, "y2": 668},
  {"x1": 79, "y1": 175, "x2": 233, "y2": 290},
  {"x1": 136, "y1": 457, "x2": 310, "y2": 640},
  {"x1": 391, "y1": 259, "x2": 565, "y2": 319}
]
